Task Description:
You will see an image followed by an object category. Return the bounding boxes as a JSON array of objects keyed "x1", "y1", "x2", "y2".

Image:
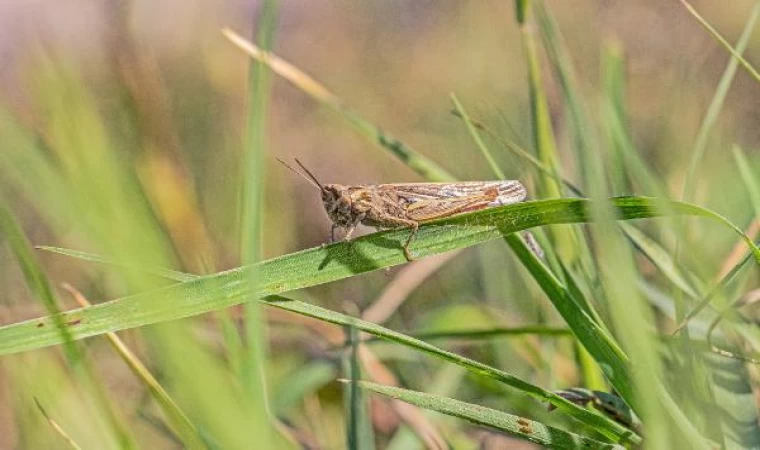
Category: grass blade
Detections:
[
  {"x1": 3, "y1": 197, "x2": 758, "y2": 356},
  {"x1": 680, "y1": 2, "x2": 760, "y2": 203},
  {"x1": 34, "y1": 398, "x2": 85, "y2": 450},
  {"x1": 262, "y1": 296, "x2": 637, "y2": 444},
  {"x1": 222, "y1": 29, "x2": 453, "y2": 182},
  {"x1": 351, "y1": 381, "x2": 626, "y2": 449},
  {"x1": 677, "y1": 0, "x2": 760, "y2": 85},
  {"x1": 238, "y1": 1, "x2": 278, "y2": 443}
]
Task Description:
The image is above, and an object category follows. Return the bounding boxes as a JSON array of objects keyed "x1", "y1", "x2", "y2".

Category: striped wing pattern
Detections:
[{"x1": 377, "y1": 181, "x2": 526, "y2": 222}]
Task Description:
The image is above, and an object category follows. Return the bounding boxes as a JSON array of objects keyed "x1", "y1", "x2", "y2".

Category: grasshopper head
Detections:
[
  {"x1": 276, "y1": 158, "x2": 359, "y2": 228},
  {"x1": 321, "y1": 184, "x2": 355, "y2": 227}
]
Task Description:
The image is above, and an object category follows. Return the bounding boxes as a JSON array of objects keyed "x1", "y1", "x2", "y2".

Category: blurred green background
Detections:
[{"x1": 1, "y1": 1, "x2": 759, "y2": 449}]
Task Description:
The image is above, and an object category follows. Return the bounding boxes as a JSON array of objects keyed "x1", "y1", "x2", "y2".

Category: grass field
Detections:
[{"x1": 1, "y1": 1, "x2": 759, "y2": 449}]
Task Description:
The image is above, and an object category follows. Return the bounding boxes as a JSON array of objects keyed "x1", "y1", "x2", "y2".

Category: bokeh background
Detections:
[{"x1": 0, "y1": 1, "x2": 759, "y2": 449}]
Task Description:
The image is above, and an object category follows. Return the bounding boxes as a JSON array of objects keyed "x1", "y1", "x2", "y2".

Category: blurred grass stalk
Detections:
[{"x1": 237, "y1": 0, "x2": 279, "y2": 447}]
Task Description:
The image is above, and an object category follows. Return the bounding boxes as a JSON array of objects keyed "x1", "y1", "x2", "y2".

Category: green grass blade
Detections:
[
  {"x1": 601, "y1": 42, "x2": 670, "y2": 198},
  {"x1": 733, "y1": 145, "x2": 760, "y2": 215},
  {"x1": 3, "y1": 197, "x2": 758, "y2": 357},
  {"x1": 385, "y1": 326, "x2": 572, "y2": 342},
  {"x1": 34, "y1": 398, "x2": 85, "y2": 450},
  {"x1": 516, "y1": 3, "x2": 581, "y2": 265},
  {"x1": 0, "y1": 201, "x2": 77, "y2": 360},
  {"x1": 34, "y1": 246, "x2": 193, "y2": 282},
  {"x1": 453, "y1": 88, "x2": 623, "y2": 399},
  {"x1": 450, "y1": 94, "x2": 505, "y2": 180},
  {"x1": 0, "y1": 201, "x2": 139, "y2": 450},
  {"x1": 673, "y1": 249, "x2": 758, "y2": 334},
  {"x1": 261, "y1": 296, "x2": 637, "y2": 444},
  {"x1": 352, "y1": 381, "x2": 626, "y2": 449},
  {"x1": 64, "y1": 287, "x2": 209, "y2": 450},
  {"x1": 238, "y1": 1, "x2": 277, "y2": 442},
  {"x1": 619, "y1": 223, "x2": 703, "y2": 299},
  {"x1": 680, "y1": 2, "x2": 760, "y2": 203},
  {"x1": 678, "y1": 0, "x2": 760, "y2": 85},
  {"x1": 272, "y1": 361, "x2": 336, "y2": 415},
  {"x1": 503, "y1": 232, "x2": 634, "y2": 402},
  {"x1": 222, "y1": 29, "x2": 453, "y2": 182},
  {"x1": 518, "y1": 3, "x2": 564, "y2": 200}
]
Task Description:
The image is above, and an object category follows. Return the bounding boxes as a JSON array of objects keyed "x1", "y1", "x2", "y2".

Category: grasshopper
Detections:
[{"x1": 279, "y1": 159, "x2": 527, "y2": 260}]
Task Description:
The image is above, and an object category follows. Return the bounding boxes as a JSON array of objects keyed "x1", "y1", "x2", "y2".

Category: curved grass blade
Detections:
[
  {"x1": 0, "y1": 201, "x2": 139, "y2": 449},
  {"x1": 1, "y1": 197, "x2": 758, "y2": 357},
  {"x1": 680, "y1": 2, "x2": 760, "y2": 204},
  {"x1": 350, "y1": 381, "x2": 626, "y2": 450},
  {"x1": 263, "y1": 296, "x2": 637, "y2": 444},
  {"x1": 677, "y1": 0, "x2": 760, "y2": 84},
  {"x1": 34, "y1": 398, "x2": 85, "y2": 450},
  {"x1": 62, "y1": 285, "x2": 209, "y2": 450},
  {"x1": 222, "y1": 29, "x2": 453, "y2": 182}
]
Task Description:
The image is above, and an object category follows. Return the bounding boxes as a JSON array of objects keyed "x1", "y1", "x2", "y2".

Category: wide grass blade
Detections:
[{"x1": 2, "y1": 197, "x2": 758, "y2": 356}]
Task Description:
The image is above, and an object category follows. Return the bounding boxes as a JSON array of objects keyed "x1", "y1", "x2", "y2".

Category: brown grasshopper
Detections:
[{"x1": 279, "y1": 159, "x2": 527, "y2": 260}]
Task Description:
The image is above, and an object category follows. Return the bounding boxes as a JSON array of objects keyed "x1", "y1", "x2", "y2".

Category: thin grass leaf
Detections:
[
  {"x1": 343, "y1": 325, "x2": 374, "y2": 450},
  {"x1": 272, "y1": 361, "x2": 336, "y2": 415},
  {"x1": 450, "y1": 94, "x2": 505, "y2": 180},
  {"x1": 681, "y1": 2, "x2": 760, "y2": 203},
  {"x1": 673, "y1": 249, "x2": 758, "y2": 335},
  {"x1": 261, "y1": 296, "x2": 637, "y2": 444},
  {"x1": 733, "y1": 145, "x2": 760, "y2": 215},
  {"x1": 34, "y1": 398, "x2": 85, "y2": 450},
  {"x1": 516, "y1": 2, "x2": 583, "y2": 268},
  {"x1": 677, "y1": 0, "x2": 760, "y2": 85},
  {"x1": 452, "y1": 90, "x2": 624, "y2": 402},
  {"x1": 350, "y1": 381, "x2": 626, "y2": 450},
  {"x1": 0, "y1": 201, "x2": 139, "y2": 450},
  {"x1": 0, "y1": 201, "x2": 77, "y2": 361},
  {"x1": 62, "y1": 285, "x2": 209, "y2": 450},
  {"x1": 534, "y1": 3, "x2": 685, "y2": 446},
  {"x1": 391, "y1": 326, "x2": 572, "y2": 342},
  {"x1": 619, "y1": 222, "x2": 703, "y2": 299},
  {"x1": 237, "y1": 1, "x2": 277, "y2": 442},
  {"x1": 601, "y1": 42, "x2": 670, "y2": 198},
  {"x1": 449, "y1": 111, "x2": 583, "y2": 196},
  {"x1": 517, "y1": 3, "x2": 564, "y2": 201},
  {"x1": 222, "y1": 29, "x2": 454, "y2": 182}
]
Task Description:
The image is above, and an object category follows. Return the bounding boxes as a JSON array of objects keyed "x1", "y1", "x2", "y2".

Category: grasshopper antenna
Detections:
[
  {"x1": 294, "y1": 158, "x2": 325, "y2": 189},
  {"x1": 277, "y1": 158, "x2": 323, "y2": 190}
]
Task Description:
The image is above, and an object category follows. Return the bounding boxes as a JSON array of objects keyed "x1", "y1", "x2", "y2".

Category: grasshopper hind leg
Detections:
[{"x1": 402, "y1": 221, "x2": 420, "y2": 261}]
